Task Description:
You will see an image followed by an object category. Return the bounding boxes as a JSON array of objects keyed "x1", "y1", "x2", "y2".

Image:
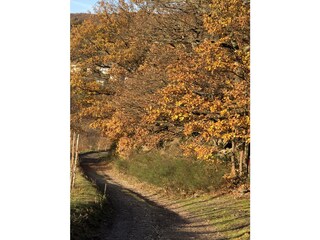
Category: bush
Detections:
[{"x1": 114, "y1": 150, "x2": 228, "y2": 194}]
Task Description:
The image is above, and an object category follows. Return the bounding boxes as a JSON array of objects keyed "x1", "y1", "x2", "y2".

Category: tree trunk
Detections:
[
  {"x1": 245, "y1": 143, "x2": 250, "y2": 176},
  {"x1": 239, "y1": 144, "x2": 244, "y2": 177},
  {"x1": 239, "y1": 143, "x2": 246, "y2": 176},
  {"x1": 230, "y1": 141, "x2": 236, "y2": 177}
]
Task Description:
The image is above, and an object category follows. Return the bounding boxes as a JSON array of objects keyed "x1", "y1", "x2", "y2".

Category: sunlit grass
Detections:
[
  {"x1": 71, "y1": 168, "x2": 111, "y2": 240},
  {"x1": 114, "y1": 150, "x2": 228, "y2": 193},
  {"x1": 71, "y1": 169, "x2": 103, "y2": 205},
  {"x1": 181, "y1": 194, "x2": 250, "y2": 239}
]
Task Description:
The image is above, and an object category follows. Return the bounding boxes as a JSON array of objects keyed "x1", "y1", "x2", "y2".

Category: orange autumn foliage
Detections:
[{"x1": 71, "y1": 0, "x2": 250, "y2": 175}]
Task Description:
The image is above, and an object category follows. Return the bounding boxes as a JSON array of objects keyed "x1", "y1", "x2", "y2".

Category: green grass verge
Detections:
[
  {"x1": 209, "y1": 196, "x2": 249, "y2": 240},
  {"x1": 71, "y1": 168, "x2": 111, "y2": 240},
  {"x1": 114, "y1": 151, "x2": 229, "y2": 194},
  {"x1": 175, "y1": 194, "x2": 250, "y2": 239}
]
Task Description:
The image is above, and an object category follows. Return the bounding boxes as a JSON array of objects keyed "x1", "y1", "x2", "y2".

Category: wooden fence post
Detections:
[
  {"x1": 70, "y1": 132, "x2": 76, "y2": 189},
  {"x1": 72, "y1": 134, "x2": 80, "y2": 189},
  {"x1": 71, "y1": 132, "x2": 76, "y2": 170},
  {"x1": 104, "y1": 183, "x2": 107, "y2": 196}
]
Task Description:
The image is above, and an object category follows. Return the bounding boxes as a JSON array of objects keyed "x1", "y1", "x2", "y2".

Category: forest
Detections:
[{"x1": 71, "y1": 0, "x2": 250, "y2": 189}]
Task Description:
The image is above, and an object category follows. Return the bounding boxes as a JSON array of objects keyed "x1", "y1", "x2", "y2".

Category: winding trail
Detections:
[{"x1": 80, "y1": 152, "x2": 225, "y2": 240}]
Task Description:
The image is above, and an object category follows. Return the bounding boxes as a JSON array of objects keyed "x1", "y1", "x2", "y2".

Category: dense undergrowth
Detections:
[
  {"x1": 71, "y1": 168, "x2": 111, "y2": 240},
  {"x1": 114, "y1": 150, "x2": 230, "y2": 194}
]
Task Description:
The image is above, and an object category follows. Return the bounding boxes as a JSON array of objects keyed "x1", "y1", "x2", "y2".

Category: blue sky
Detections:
[{"x1": 70, "y1": 0, "x2": 98, "y2": 13}]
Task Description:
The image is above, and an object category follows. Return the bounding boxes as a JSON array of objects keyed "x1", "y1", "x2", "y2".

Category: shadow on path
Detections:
[{"x1": 79, "y1": 152, "x2": 214, "y2": 240}]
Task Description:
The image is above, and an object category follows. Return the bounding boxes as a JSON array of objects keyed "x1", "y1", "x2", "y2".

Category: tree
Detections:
[
  {"x1": 145, "y1": 0, "x2": 250, "y2": 176},
  {"x1": 70, "y1": 0, "x2": 250, "y2": 177}
]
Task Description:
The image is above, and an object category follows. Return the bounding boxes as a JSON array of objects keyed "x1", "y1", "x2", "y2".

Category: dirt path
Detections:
[{"x1": 80, "y1": 152, "x2": 225, "y2": 240}]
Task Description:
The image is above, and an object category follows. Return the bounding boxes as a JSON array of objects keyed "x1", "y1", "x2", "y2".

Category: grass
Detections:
[
  {"x1": 114, "y1": 150, "x2": 249, "y2": 239},
  {"x1": 114, "y1": 150, "x2": 229, "y2": 194},
  {"x1": 202, "y1": 195, "x2": 249, "y2": 239},
  {"x1": 71, "y1": 168, "x2": 111, "y2": 240},
  {"x1": 173, "y1": 194, "x2": 250, "y2": 239}
]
